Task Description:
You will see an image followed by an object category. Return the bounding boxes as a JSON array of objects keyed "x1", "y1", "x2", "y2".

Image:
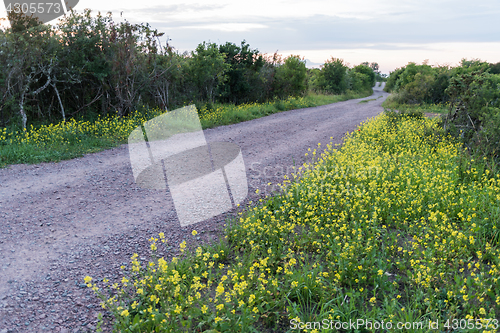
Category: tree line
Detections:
[{"x1": 0, "y1": 10, "x2": 378, "y2": 130}]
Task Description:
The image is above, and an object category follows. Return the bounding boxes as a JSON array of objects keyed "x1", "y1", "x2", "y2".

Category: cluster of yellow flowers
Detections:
[
  {"x1": 0, "y1": 109, "x2": 167, "y2": 147},
  {"x1": 88, "y1": 113, "x2": 500, "y2": 332},
  {"x1": 0, "y1": 96, "x2": 312, "y2": 151}
]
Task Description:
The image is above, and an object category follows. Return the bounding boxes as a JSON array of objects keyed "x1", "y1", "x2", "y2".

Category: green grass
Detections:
[
  {"x1": 0, "y1": 89, "x2": 372, "y2": 168},
  {"x1": 198, "y1": 90, "x2": 373, "y2": 129},
  {"x1": 382, "y1": 95, "x2": 449, "y2": 116},
  {"x1": 87, "y1": 113, "x2": 500, "y2": 332},
  {"x1": 358, "y1": 98, "x2": 377, "y2": 104}
]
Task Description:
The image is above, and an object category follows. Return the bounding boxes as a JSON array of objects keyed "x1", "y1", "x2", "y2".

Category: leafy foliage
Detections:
[
  {"x1": 0, "y1": 11, "x2": 377, "y2": 131},
  {"x1": 308, "y1": 58, "x2": 376, "y2": 95},
  {"x1": 352, "y1": 64, "x2": 376, "y2": 88},
  {"x1": 490, "y1": 62, "x2": 500, "y2": 75},
  {"x1": 444, "y1": 71, "x2": 500, "y2": 163},
  {"x1": 217, "y1": 41, "x2": 265, "y2": 104},
  {"x1": 188, "y1": 42, "x2": 230, "y2": 103},
  {"x1": 384, "y1": 59, "x2": 496, "y2": 105},
  {"x1": 384, "y1": 59, "x2": 500, "y2": 167},
  {"x1": 319, "y1": 57, "x2": 348, "y2": 94},
  {"x1": 272, "y1": 55, "x2": 308, "y2": 98}
]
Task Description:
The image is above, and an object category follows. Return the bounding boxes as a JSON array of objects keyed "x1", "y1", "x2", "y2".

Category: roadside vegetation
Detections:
[
  {"x1": 0, "y1": 90, "x2": 372, "y2": 167},
  {"x1": 383, "y1": 59, "x2": 500, "y2": 167},
  {"x1": 0, "y1": 10, "x2": 376, "y2": 167},
  {"x1": 382, "y1": 98, "x2": 448, "y2": 115},
  {"x1": 87, "y1": 112, "x2": 500, "y2": 332}
]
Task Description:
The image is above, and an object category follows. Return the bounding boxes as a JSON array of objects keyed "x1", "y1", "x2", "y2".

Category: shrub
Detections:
[
  {"x1": 384, "y1": 67, "x2": 404, "y2": 92},
  {"x1": 394, "y1": 72, "x2": 435, "y2": 104},
  {"x1": 320, "y1": 58, "x2": 348, "y2": 94},
  {"x1": 348, "y1": 71, "x2": 371, "y2": 92},
  {"x1": 490, "y1": 62, "x2": 500, "y2": 75},
  {"x1": 428, "y1": 69, "x2": 450, "y2": 104},
  {"x1": 444, "y1": 71, "x2": 500, "y2": 163},
  {"x1": 352, "y1": 64, "x2": 375, "y2": 88},
  {"x1": 272, "y1": 55, "x2": 307, "y2": 98}
]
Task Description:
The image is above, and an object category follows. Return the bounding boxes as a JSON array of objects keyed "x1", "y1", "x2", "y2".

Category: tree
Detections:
[
  {"x1": 306, "y1": 68, "x2": 323, "y2": 93},
  {"x1": 348, "y1": 71, "x2": 370, "y2": 92},
  {"x1": 352, "y1": 64, "x2": 376, "y2": 88},
  {"x1": 56, "y1": 10, "x2": 112, "y2": 119},
  {"x1": 489, "y1": 62, "x2": 500, "y2": 75},
  {"x1": 320, "y1": 58, "x2": 348, "y2": 94},
  {"x1": 150, "y1": 48, "x2": 182, "y2": 110},
  {"x1": 217, "y1": 40, "x2": 264, "y2": 104},
  {"x1": 370, "y1": 62, "x2": 380, "y2": 74},
  {"x1": 105, "y1": 21, "x2": 165, "y2": 116},
  {"x1": 1, "y1": 12, "x2": 58, "y2": 130},
  {"x1": 188, "y1": 42, "x2": 230, "y2": 103},
  {"x1": 272, "y1": 55, "x2": 307, "y2": 98}
]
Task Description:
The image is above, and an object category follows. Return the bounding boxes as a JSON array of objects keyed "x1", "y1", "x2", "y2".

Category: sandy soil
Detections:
[{"x1": 0, "y1": 84, "x2": 388, "y2": 333}]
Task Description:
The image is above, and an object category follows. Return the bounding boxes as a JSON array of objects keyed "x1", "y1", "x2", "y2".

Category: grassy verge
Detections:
[
  {"x1": 87, "y1": 113, "x2": 500, "y2": 332},
  {"x1": 197, "y1": 90, "x2": 372, "y2": 129},
  {"x1": 0, "y1": 90, "x2": 372, "y2": 168},
  {"x1": 382, "y1": 95, "x2": 448, "y2": 116}
]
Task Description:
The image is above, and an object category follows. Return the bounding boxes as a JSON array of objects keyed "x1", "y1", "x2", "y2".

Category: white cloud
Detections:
[
  {"x1": 2, "y1": 0, "x2": 499, "y2": 72},
  {"x1": 282, "y1": 42, "x2": 500, "y2": 74},
  {"x1": 179, "y1": 23, "x2": 268, "y2": 32}
]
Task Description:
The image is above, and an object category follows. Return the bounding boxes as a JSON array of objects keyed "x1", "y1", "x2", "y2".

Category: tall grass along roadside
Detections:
[
  {"x1": 382, "y1": 94, "x2": 449, "y2": 116},
  {"x1": 86, "y1": 113, "x2": 500, "y2": 332},
  {"x1": 0, "y1": 90, "x2": 371, "y2": 168}
]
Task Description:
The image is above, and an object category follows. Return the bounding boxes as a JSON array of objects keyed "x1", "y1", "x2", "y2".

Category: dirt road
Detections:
[{"x1": 0, "y1": 83, "x2": 388, "y2": 332}]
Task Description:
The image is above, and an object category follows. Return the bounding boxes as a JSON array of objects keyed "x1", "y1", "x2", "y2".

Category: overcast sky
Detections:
[{"x1": 2, "y1": 0, "x2": 499, "y2": 73}]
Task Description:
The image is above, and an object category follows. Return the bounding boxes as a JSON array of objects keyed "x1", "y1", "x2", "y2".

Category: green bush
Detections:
[
  {"x1": 444, "y1": 71, "x2": 500, "y2": 163},
  {"x1": 385, "y1": 60, "x2": 492, "y2": 105},
  {"x1": 384, "y1": 67, "x2": 404, "y2": 92},
  {"x1": 490, "y1": 62, "x2": 500, "y2": 75},
  {"x1": 319, "y1": 58, "x2": 348, "y2": 94},
  {"x1": 272, "y1": 55, "x2": 307, "y2": 98},
  {"x1": 348, "y1": 71, "x2": 370, "y2": 92},
  {"x1": 428, "y1": 69, "x2": 450, "y2": 104},
  {"x1": 352, "y1": 64, "x2": 375, "y2": 88},
  {"x1": 394, "y1": 72, "x2": 435, "y2": 104}
]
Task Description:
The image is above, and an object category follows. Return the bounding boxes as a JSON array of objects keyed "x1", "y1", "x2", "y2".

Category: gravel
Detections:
[{"x1": 0, "y1": 84, "x2": 387, "y2": 332}]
